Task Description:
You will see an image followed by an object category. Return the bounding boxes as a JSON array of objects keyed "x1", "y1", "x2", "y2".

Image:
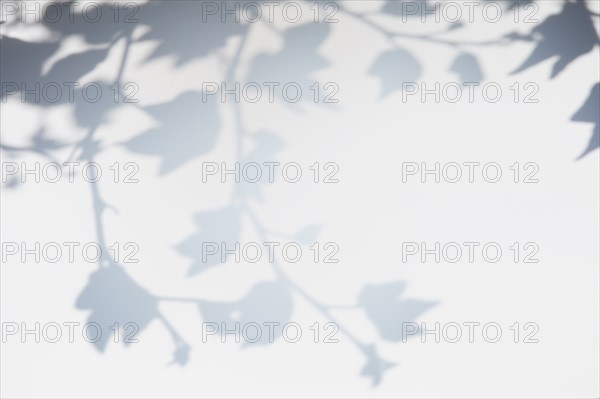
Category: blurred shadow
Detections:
[
  {"x1": 1, "y1": 0, "x2": 597, "y2": 388},
  {"x1": 510, "y1": 0, "x2": 598, "y2": 78},
  {"x1": 572, "y1": 82, "x2": 599, "y2": 159}
]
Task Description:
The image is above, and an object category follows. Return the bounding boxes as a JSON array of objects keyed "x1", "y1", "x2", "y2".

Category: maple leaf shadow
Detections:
[
  {"x1": 75, "y1": 261, "x2": 191, "y2": 365},
  {"x1": 354, "y1": 280, "x2": 436, "y2": 386},
  {"x1": 177, "y1": 205, "x2": 243, "y2": 276},
  {"x1": 509, "y1": 0, "x2": 599, "y2": 78},
  {"x1": 358, "y1": 281, "x2": 437, "y2": 342},
  {"x1": 247, "y1": 23, "x2": 332, "y2": 107},
  {"x1": 137, "y1": 0, "x2": 247, "y2": 66},
  {"x1": 198, "y1": 281, "x2": 293, "y2": 347},
  {"x1": 124, "y1": 91, "x2": 220, "y2": 175},
  {"x1": 75, "y1": 262, "x2": 159, "y2": 352},
  {"x1": 235, "y1": 131, "x2": 285, "y2": 201},
  {"x1": 572, "y1": 83, "x2": 599, "y2": 159}
]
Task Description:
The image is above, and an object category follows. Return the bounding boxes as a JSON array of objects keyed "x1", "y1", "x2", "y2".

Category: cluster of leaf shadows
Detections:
[{"x1": 0, "y1": 0, "x2": 598, "y2": 386}]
